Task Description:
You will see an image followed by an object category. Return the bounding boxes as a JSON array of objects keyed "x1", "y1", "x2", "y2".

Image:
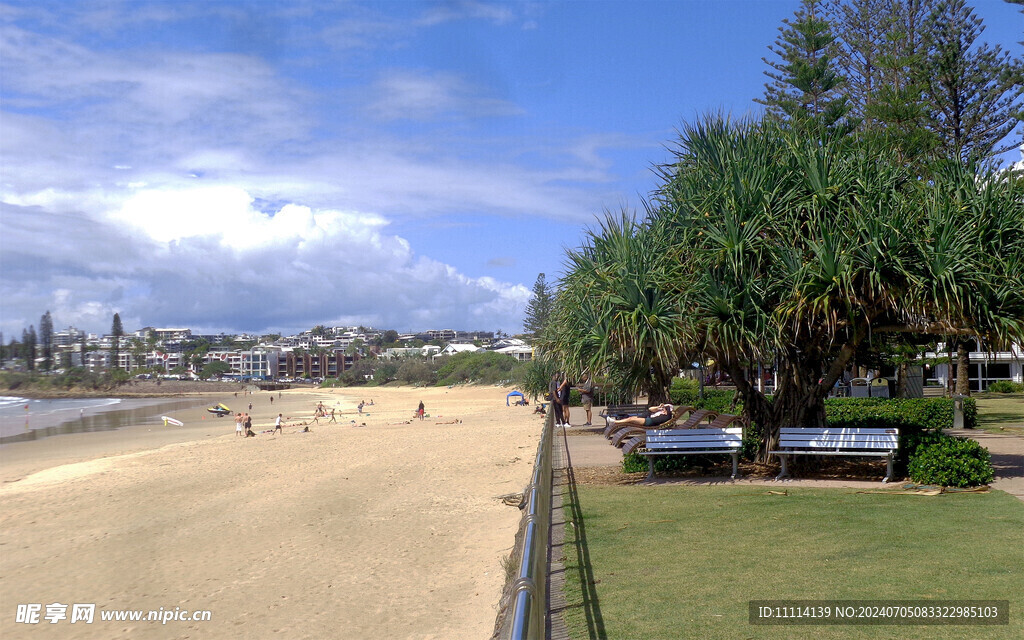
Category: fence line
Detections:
[{"x1": 508, "y1": 412, "x2": 554, "y2": 639}]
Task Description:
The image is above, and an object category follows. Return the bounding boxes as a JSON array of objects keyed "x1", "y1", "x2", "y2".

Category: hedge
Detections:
[{"x1": 824, "y1": 397, "x2": 976, "y2": 431}]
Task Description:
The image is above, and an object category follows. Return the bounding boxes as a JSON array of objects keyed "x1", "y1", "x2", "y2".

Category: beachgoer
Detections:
[
  {"x1": 244, "y1": 413, "x2": 253, "y2": 434},
  {"x1": 558, "y1": 373, "x2": 571, "y2": 427},
  {"x1": 358, "y1": 401, "x2": 365, "y2": 414},
  {"x1": 235, "y1": 413, "x2": 243, "y2": 437},
  {"x1": 417, "y1": 401, "x2": 425, "y2": 421},
  {"x1": 270, "y1": 396, "x2": 274, "y2": 405},
  {"x1": 329, "y1": 409, "x2": 337, "y2": 423},
  {"x1": 605, "y1": 403, "x2": 675, "y2": 429},
  {"x1": 248, "y1": 402, "x2": 253, "y2": 412},
  {"x1": 274, "y1": 413, "x2": 283, "y2": 434},
  {"x1": 548, "y1": 374, "x2": 564, "y2": 427},
  {"x1": 577, "y1": 373, "x2": 595, "y2": 426}
]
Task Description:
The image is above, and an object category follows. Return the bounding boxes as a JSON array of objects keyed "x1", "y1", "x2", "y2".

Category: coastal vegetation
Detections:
[{"x1": 540, "y1": 0, "x2": 1024, "y2": 460}]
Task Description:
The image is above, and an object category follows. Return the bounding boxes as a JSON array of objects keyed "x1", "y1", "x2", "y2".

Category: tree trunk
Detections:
[
  {"x1": 896, "y1": 361, "x2": 908, "y2": 399},
  {"x1": 955, "y1": 339, "x2": 971, "y2": 396}
]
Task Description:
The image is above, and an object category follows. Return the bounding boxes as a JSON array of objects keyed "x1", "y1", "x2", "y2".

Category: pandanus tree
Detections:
[
  {"x1": 543, "y1": 211, "x2": 688, "y2": 404},
  {"x1": 653, "y1": 115, "x2": 1024, "y2": 458}
]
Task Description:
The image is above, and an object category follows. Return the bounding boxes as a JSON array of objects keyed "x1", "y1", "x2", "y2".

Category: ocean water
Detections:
[{"x1": 0, "y1": 396, "x2": 208, "y2": 444}]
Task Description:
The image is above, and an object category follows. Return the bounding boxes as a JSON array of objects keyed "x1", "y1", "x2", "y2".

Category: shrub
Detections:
[
  {"x1": 986, "y1": 381, "x2": 1024, "y2": 393},
  {"x1": 907, "y1": 435, "x2": 994, "y2": 487}
]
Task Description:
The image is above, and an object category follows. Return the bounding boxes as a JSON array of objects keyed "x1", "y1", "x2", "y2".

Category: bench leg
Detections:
[
  {"x1": 646, "y1": 457, "x2": 656, "y2": 482},
  {"x1": 884, "y1": 454, "x2": 893, "y2": 483},
  {"x1": 730, "y1": 452, "x2": 738, "y2": 480},
  {"x1": 775, "y1": 454, "x2": 789, "y2": 481}
]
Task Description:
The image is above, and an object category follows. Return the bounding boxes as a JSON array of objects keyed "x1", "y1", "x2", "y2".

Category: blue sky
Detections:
[{"x1": 1, "y1": 0, "x2": 1021, "y2": 338}]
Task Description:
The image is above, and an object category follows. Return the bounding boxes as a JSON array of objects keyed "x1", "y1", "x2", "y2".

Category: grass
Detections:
[
  {"x1": 973, "y1": 393, "x2": 1024, "y2": 435},
  {"x1": 561, "y1": 483, "x2": 1024, "y2": 640}
]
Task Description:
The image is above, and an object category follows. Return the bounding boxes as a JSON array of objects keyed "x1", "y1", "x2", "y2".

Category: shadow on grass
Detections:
[{"x1": 565, "y1": 462, "x2": 607, "y2": 640}]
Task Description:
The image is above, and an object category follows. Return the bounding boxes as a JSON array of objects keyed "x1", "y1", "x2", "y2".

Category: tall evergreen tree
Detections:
[
  {"x1": 757, "y1": 0, "x2": 853, "y2": 134},
  {"x1": 920, "y1": 0, "x2": 1023, "y2": 165},
  {"x1": 523, "y1": 273, "x2": 554, "y2": 339},
  {"x1": 829, "y1": 0, "x2": 936, "y2": 164},
  {"x1": 23, "y1": 326, "x2": 37, "y2": 371},
  {"x1": 39, "y1": 311, "x2": 54, "y2": 371},
  {"x1": 111, "y1": 313, "x2": 124, "y2": 371}
]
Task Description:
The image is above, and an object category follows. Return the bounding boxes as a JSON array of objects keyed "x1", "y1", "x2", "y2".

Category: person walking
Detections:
[{"x1": 274, "y1": 413, "x2": 283, "y2": 434}]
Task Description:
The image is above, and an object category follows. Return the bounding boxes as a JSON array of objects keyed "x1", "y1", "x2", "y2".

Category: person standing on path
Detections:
[
  {"x1": 549, "y1": 373, "x2": 564, "y2": 427},
  {"x1": 577, "y1": 373, "x2": 595, "y2": 426},
  {"x1": 558, "y1": 373, "x2": 572, "y2": 427}
]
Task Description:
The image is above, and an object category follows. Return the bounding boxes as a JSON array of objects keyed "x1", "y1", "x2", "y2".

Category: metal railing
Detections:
[{"x1": 508, "y1": 412, "x2": 554, "y2": 639}]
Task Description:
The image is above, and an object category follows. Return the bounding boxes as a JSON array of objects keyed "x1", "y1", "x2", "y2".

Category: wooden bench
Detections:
[
  {"x1": 769, "y1": 427, "x2": 899, "y2": 483},
  {"x1": 634, "y1": 427, "x2": 744, "y2": 480}
]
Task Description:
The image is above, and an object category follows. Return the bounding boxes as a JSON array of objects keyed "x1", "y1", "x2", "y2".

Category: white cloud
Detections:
[
  {"x1": 0, "y1": 187, "x2": 530, "y2": 336},
  {"x1": 365, "y1": 70, "x2": 523, "y2": 121}
]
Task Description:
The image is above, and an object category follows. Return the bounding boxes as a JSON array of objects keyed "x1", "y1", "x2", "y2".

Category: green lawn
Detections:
[
  {"x1": 973, "y1": 393, "x2": 1024, "y2": 435},
  {"x1": 561, "y1": 483, "x2": 1024, "y2": 640}
]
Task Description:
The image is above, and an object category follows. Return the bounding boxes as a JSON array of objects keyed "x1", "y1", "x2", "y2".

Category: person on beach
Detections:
[
  {"x1": 235, "y1": 413, "x2": 244, "y2": 436},
  {"x1": 558, "y1": 373, "x2": 571, "y2": 427},
  {"x1": 329, "y1": 409, "x2": 337, "y2": 423},
  {"x1": 270, "y1": 396, "x2": 274, "y2": 405},
  {"x1": 244, "y1": 413, "x2": 253, "y2": 434},
  {"x1": 417, "y1": 401, "x2": 425, "y2": 421},
  {"x1": 605, "y1": 403, "x2": 675, "y2": 429},
  {"x1": 548, "y1": 374, "x2": 564, "y2": 427},
  {"x1": 358, "y1": 401, "x2": 365, "y2": 414},
  {"x1": 274, "y1": 413, "x2": 283, "y2": 434},
  {"x1": 577, "y1": 373, "x2": 595, "y2": 426}
]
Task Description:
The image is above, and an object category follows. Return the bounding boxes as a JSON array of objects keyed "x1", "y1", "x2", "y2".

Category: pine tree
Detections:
[
  {"x1": 39, "y1": 311, "x2": 54, "y2": 371},
  {"x1": 920, "y1": 0, "x2": 1023, "y2": 165},
  {"x1": 111, "y1": 313, "x2": 124, "y2": 371},
  {"x1": 829, "y1": 0, "x2": 936, "y2": 164},
  {"x1": 524, "y1": 273, "x2": 554, "y2": 339},
  {"x1": 757, "y1": 0, "x2": 853, "y2": 134},
  {"x1": 23, "y1": 326, "x2": 37, "y2": 371}
]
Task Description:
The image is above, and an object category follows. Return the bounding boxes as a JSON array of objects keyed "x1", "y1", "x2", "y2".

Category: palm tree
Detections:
[
  {"x1": 544, "y1": 210, "x2": 688, "y2": 403},
  {"x1": 653, "y1": 115, "x2": 1024, "y2": 457}
]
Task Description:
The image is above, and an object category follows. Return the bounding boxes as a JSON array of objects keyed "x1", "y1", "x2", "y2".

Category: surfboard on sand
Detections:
[{"x1": 161, "y1": 416, "x2": 184, "y2": 426}]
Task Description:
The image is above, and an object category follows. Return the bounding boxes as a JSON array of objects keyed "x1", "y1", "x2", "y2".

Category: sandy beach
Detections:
[{"x1": 0, "y1": 385, "x2": 542, "y2": 639}]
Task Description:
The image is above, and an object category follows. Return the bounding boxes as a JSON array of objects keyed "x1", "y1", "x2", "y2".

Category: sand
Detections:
[{"x1": 0, "y1": 385, "x2": 542, "y2": 639}]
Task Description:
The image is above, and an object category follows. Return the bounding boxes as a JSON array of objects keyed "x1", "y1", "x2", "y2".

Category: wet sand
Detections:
[{"x1": 0, "y1": 385, "x2": 542, "y2": 639}]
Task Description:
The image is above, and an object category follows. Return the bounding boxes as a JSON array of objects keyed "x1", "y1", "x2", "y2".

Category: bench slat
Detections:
[
  {"x1": 646, "y1": 440, "x2": 741, "y2": 448},
  {"x1": 653, "y1": 427, "x2": 743, "y2": 437},
  {"x1": 778, "y1": 438, "x2": 897, "y2": 449}
]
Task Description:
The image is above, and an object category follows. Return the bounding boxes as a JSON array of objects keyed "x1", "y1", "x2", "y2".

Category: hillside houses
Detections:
[{"x1": 10, "y1": 324, "x2": 533, "y2": 381}]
